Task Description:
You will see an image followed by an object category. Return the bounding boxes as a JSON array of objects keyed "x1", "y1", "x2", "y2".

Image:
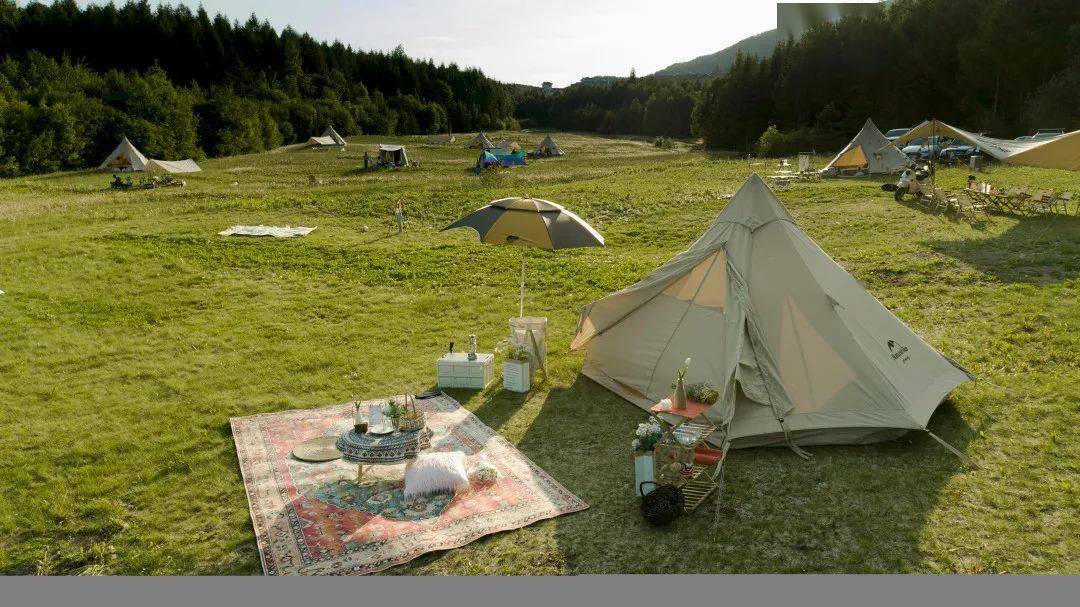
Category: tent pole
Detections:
[{"x1": 519, "y1": 247, "x2": 526, "y2": 318}]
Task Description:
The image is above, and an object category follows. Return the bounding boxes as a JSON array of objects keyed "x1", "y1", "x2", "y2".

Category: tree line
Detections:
[
  {"x1": 516, "y1": 74, "x2": 702, "y2": 139},
  {"x1": 695, "y1": 0, "x2": 1080, "y2": 154},
  {"x1": 0, "y1": 0, "x2": 516, "y2": 175}
]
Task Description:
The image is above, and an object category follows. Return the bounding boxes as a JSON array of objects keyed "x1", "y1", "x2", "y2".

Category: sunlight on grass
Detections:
[{"x1": 0, "y1": 132, "x2": 1077, "y2": 574}]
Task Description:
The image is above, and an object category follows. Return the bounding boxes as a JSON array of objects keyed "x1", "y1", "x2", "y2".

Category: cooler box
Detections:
[{"x1": 436, "y1": 352, "x2": 494, "y2": 389}]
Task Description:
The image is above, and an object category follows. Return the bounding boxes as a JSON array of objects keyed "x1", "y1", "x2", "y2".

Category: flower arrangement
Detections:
[
  {"x1": 506, "y1": 344, "x2": 529, "y2": 362},
  {"x1": 631, "y1": 420, "x2": 665, "y2": 453},
  {"x1": 677, "y1": 357, "x2": 691, "y2": 381},
  {"x1": 686, "y1": 381, "x2": 720, "y2": 405}
]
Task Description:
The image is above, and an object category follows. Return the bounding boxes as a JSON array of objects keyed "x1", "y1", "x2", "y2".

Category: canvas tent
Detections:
[
  {"x1": 891, "y1": 119, "x2": 1080, "y2": 171},
  {"x1": 572, "y1": 174, "x2": 972, "y2": 451},
  {"x1": 144, "y1": 158, "x2": 201, "y2": 174},
  {"x1": 495, "y1": 139, "x2": 521, "y2": 153},
  {"x1": 466, "y1": 132, "x2": 494, "y2": 149},
  {"x1": 99, "y1": 137, "x2": 149, "y2": 171},
  {"x1": 308, "y1": 126, "x2": 347, "y2": 148},
  {"x1": 426, "y1": 134, "x2": 456, "y2": 144},
  {"x1": 377, "y1": 144, "x2": 409, "y2": 167},
  {"x1": 534, "y1": 133, "x2": 564, "y2": 157},
  {"x1": 322, "y1": 126, "x2": 347, "y2": 146},
  {"x1": 823, "y1": 119, "x2": 910, "y2": 175}
]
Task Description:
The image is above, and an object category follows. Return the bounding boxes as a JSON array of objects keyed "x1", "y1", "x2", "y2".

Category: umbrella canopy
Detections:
[
  {"x1": 443, "y1": 197, "x2": 604, "y2": 315},
  {"x1": 443, "y1": 197, "x2": 604, "y2": 250}
]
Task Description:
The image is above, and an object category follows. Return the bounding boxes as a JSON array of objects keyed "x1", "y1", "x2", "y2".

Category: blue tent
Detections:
[{"x1": 495, "y1": 150, "x2": 527, "y2": 167}]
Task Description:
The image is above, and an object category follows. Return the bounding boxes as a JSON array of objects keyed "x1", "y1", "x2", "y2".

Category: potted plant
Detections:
[
  {"x1": 396, "y1": 394, "x2": 426, "y2": 432},
  {"x1": 383, "y1": 398, "x2": 404, "y2": 429},
  {"x1": 503, "y1": 344, "x2": 531, "y2": 393},
  {"x1": 632, "y1": 420, "x2": 665, "y2": 497}
]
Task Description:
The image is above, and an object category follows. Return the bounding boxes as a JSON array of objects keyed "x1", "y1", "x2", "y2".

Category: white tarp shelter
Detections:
[
  {"x1": 891, "y1": 120, "x2": 1080, "y2": 171},
  {"x1": 572, "y1": 174, "x2": 972, "y2": 450},
  {"x1": 99, "y1": 137, "x2": 149, "y2": 171},
  {"x1": 377, "y1": 144, "x2": 409, "y2": 166},
  {"x1": 145, "y1": 158, "x2": 202, "y2": 174},
  {"x1": 824, "y1": 119, "x2": 910, "y2": 175},
  {"x1": 426, "y1": 134, "x2": 456, "y2": 144},
  {"x1": 534, "y1": 133, "x2": 564, "y2": 157}
]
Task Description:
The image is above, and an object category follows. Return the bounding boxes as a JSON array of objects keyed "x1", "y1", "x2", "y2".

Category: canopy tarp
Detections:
[
  {"x1": 308, "y1": 136, "x2": 339, "y2": 147},
  {"x1": 99, "y1": 137, "x2": 148, "y2": 171},
  {"x1": 145, "y1": 158, "x2": 201, "y2": 173},
  {"x1": 572, "y1": 174, "x2": 972, "y2": 449},
  {"x1": 890, "y1": 120, "x2": 1080, "y2": 170},
  {"x1": 493, "y1": 150, "x2": 527, "y2": 167},
  {"x1": 824, "y1": 119, "x2": 909, "y2": 174}
]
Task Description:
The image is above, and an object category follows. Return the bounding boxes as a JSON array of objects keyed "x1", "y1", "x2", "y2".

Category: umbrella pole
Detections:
[{"x1": 519, "y1": 247, "x2": 526, "y2": 318}]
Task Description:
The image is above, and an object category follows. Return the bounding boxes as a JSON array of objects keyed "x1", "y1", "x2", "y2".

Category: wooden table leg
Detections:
[{"x1": 356, "y1": 464, "x2": 364, "y2": 483}]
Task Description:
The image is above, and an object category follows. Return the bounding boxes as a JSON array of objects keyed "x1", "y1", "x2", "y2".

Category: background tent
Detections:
[
  {"x1": 322, "y1": 125, "x2": 346, "y2": 146},
  {"x1": 891, "y1": 120, "x2": 1080, "y2": 171},
  {"x1": 144, "y1": 158, "x2": 201, "y2": 173},
  {"x1": 377, "y1": 144, "x2": 409, "y2": 166},
  {"x1": 534, "y1": 134, "x2": 564, "y2": 156},
  {"x1": 426, "y1": 134, "x2": 456, "y2": 144},
  {"x1": 824, "y1": 119, "x2": 909, "y2": 174},
  {"x1": 572, "y1": 174, "x2": 971, "y2": 450},
  {"x1": 466, "y1": 132, "x2": 494, "y2": 149},
  {"x1": 99, "y1": 137, "x2": 148, "y2": 171},
  {"x1": 495, "y1": 139, "x2": 521, "y2": 153}
]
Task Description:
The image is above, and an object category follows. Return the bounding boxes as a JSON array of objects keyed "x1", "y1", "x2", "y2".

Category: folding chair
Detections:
[
  {"x1": 962, "y1": 189, "x2": 990, "y2": 218},
  {"x1": 1053, "y1": 191, "x2": 1073, "y2": 215},
  {"x1": 1029, "y1": 190, "x2": 1056, "y2": 215}
]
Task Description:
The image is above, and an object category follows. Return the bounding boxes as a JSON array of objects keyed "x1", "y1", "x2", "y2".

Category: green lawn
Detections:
[{"x1": 0, "y1": 133, "x2": 1077, "y2": 575}]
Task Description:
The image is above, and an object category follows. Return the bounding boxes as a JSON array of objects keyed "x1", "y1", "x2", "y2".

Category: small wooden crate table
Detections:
[
  {"x1": 436, "y1": 352, "x2": 494, "y2": 389},
  {"x1": 649, "y1": 399, "x2": 728, "y2": 514}
]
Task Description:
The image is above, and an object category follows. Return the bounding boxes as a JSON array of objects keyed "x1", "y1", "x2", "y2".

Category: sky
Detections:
[{"x1": 63, "y1": 1, "x2": 869, "y2": 86}]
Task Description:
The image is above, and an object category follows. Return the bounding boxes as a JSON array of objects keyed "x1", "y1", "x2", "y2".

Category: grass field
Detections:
[{"x1": 0, "y1": 132, "x2": 1077, "y2": 575}]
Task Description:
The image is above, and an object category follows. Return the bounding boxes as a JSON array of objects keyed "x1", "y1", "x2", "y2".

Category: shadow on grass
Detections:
[
  {"x1": 508, "y1": 373, "x2": 978, "y2": 573},
  {"x1": 925, "y1": 213, "x2": 1080, "y2": 284}
]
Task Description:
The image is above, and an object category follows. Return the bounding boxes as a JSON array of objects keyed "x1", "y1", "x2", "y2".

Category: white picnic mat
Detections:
[{"x1": 219, "y1": 225, "x2": 316, "y2": 238}]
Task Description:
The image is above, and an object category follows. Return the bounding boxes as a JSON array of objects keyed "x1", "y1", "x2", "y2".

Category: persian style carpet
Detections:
[{"x1": 230, "y1": 393, "x2": 587, "y2": 575}]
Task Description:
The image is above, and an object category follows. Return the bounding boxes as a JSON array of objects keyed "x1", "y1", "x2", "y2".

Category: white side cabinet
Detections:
[
  {"x1": 502, "y1": 360, "x2": 531, "y2": 393},
  {"x1": 436, "y1": 352, "x2": 494, "y2": 390}
]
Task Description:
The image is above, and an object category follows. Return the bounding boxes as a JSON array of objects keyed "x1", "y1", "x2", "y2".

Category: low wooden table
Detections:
[{"x1": 335, "y1": 426, "x2": 433, "y2": 483}]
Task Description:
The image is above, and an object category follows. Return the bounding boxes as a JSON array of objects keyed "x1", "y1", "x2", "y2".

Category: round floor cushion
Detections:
[{"x1": 292, "y1": 436, "x2": 343, "y2": 462}]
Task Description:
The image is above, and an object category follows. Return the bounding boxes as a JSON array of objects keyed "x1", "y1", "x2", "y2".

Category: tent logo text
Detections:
[{"x1": 888, "y1": 340, "x2": 910, "y2": 362}]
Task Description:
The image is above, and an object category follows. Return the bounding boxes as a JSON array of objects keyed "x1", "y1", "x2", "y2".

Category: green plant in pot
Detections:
[{"x1": 383, "y1": 398, "x2": 403, "y2": 429}]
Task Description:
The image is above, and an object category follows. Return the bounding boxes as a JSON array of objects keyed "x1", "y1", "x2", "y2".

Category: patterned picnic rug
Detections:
[{"x1": 231, "y1": 393, "x2": 587, "y2": 575}]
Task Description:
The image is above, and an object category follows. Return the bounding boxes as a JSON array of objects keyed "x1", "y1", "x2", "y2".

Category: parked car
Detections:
[
  {"x1": 1033, "y1": 128, "x2": 1065, "y2": 140},
  {"x1": 938, "y1": 142, "x2": 980, "y2": 163},
  {"x1": 884, "y1": 127, "x2": 911, "y2": 142},
  {"x1": 902, "y1": 136, "x2": 951, "y2": 161}
]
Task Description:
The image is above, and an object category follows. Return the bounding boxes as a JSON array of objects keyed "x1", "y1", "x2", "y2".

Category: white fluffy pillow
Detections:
[{"x1": 404, "y1": 451, "x2": 469, "y2": 500}]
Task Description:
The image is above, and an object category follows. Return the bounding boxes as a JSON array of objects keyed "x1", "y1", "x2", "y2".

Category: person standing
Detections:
[{"x1": 394, "y1": 200, "x2": 405, "y2": 233}]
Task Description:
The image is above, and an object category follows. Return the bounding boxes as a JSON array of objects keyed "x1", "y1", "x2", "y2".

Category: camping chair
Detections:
[
  {"x1": 1029, "y1": 190, "x2": 1057, "y2": 215},
  {"x1": 1000, "y1": 186, "x2": 1029, "y2": 214},
  {"x1": 1056, "y1": 191, "x2": 1075, "y2": 215},
  {"x1": 961, "y1": 189, "x2": 990, "y2": 218}
]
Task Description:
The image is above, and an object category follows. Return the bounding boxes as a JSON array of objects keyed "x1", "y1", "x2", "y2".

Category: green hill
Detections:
[{"x1": 653, "y1": 29, "x2": 780, "y2": 77}]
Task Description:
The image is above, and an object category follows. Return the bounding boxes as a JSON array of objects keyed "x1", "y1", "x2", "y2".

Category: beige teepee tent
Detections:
[
  {"x1": 824, "y1": 119, "x2": 910, "y2": 175},
  {"x1": 534, "y1": 133, "x2": 564, "y2": 156},
  {"x1": 466, "y1": 132, "x2": 494, "y2": 149},
  {"x1": 99, "y1": 137, "x2": 149, "y2": 171},
  {"x1": 572, "y1": 174, "x2": 972, "y2": 451}
]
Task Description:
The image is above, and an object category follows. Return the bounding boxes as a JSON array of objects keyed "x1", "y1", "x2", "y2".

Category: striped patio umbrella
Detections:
[{"x1": 442, "y1": 197, "x2": 604, "y2": 316}]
